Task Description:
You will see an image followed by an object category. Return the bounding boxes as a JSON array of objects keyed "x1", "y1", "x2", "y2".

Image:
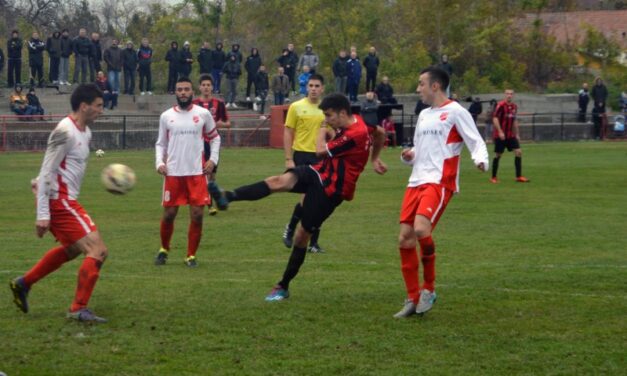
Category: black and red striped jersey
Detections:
[
  {"x1": 493, "y1": 100, "x2": 518, "y2": 139},
  {"x1": 193, "y1": 97, "x2": 229, "y2": 124}
]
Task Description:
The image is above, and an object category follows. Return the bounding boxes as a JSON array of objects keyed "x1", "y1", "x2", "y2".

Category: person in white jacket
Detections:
[{"x1": 394, "y1": 66, "x2": 488, "y2": 318}]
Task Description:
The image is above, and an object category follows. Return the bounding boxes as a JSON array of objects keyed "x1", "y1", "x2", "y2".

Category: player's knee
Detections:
[
  {"x1": 191, "y1": 211, "x2": 203, "y2": 223},
  {"x1": 398, "y1": 235, "x2": 415, "y2": 249},
  {"x1": 514, "y1": 149, "x2": 522, "y2": 157},
  {"x1": 494, "y1": 153, "x2": 502, "y2": 159}
]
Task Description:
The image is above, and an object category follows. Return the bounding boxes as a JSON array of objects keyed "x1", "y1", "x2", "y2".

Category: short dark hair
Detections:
[
  {"x1": 176, "y1": 77, "x2": 193, "y2": 85},
  {"x1": 420, "y1": 66, "x2": 450, "y2": 92},
  {"x1": 308, "y1": 73, "x2": 324, "y2": 85},
  {"x1": 319, "y1": 93, "x2": 351, "y2": 116},
  {"x1": 199, "y1": 74, "x2": 213, "y2": 84},
  {"x1": 70, "y1": 84, "x2": 103, "y2": 111}
]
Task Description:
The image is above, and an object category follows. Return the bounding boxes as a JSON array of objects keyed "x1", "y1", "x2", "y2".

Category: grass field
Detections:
[{"x1": 0, "y1": 142, "x2": 625, "y2": 375}]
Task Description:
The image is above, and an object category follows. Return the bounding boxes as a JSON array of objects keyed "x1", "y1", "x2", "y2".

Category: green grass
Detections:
[{"x1": 0, "y1": 142, "x2": 626, "y2": 375}]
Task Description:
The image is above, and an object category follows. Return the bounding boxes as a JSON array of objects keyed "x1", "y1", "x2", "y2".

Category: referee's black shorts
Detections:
[
  {"x1": 494, "y1": 137, "x2": 520, "y2": 154},
  {"x1": 288, "y1": 165, "x2": 342, "y2": 233},
  {"x1": 293, "y1": 150, "x2": 322, "y2": 166}
]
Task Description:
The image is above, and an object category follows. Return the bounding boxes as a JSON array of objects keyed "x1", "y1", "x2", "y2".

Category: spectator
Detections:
[
  {"x1": 468, "y1": 97, "x2": 483, "y2": 124},
  {"x1": 46, "y1": 31, "x2": 62, "y2": 85},
  {"x1": 363, "y1": 46, "x2": 380, "y2": 92},
  {"x1": 211, "y1": 42, "x2": 226, "y2": 93},
  {"x1": 198, "y1": 41, "x2": 213, "y2": 75},
  {"x1": 346, "y1": 51, "x2": 361, "y2": 102},
  {"x1": 27, "y1": 31, "x2": 46, "y2": 88},
  {"x1": 591, "y1": 77, "x2": 608, "y2": 113},
  {"x1": 103, "y1": 39, "x2": 122, "y2": 97},
  {"x1": 438, "y1": 54, "x2": 453, "y2": 97},
  {"x1": 298, "y1": 66, "x2": 311, "y2": 96},
  {"x1": 375, "y1": 76, "x2": 397, "y2": 104},
  {"x1": 286, "y1": 43, "x2": 299, "y2": 94},
  {"x1": 382, "y1": 114, "x2": 396, "y2": 147},
  {"x1": 222, "y1": 54, "x2": 241, "y2": 108},
  {"x1": 271, "y1": 66, "x2": 289, "y2": 105},
  {"x1": 332, "y1": 49, "x2": 348, "y2": 94},
  {"x1": 9, "y1": 84, "x2": 35, "y2": 116},
  {"x1": 72, "y1": 28, "x2": 92, "y2": 84},
  {"x1": 122, "y1": 41, "x2": 138, "y2": 95},
  {"x1": 227, "y1": 43, "x2": 243, "y2": 64},
  {"x1": 137, "y1": 38, "x2": 153, "y2": 95},
  {"x1": 621, "y1": 90, "x2": 627, "y2": 113},
  {"x1": 360, "y1": 91, "x2": 380, "y2": 127},
  {"x1": 0, "y1": 46, "x2": 4, "y2": 81},
  {"x1": 94, "y1": 70, "x2": 116, "y2": 109},
  {"x1": 89, "y1": 32, "x2": 102, "y2": 82},
  {"x1": 7, "y1": 30, "x2": 23, "y2": 88},
  {"x1": 178, "y1": 41, "x2": 193, "y2": 79},
  {"x1": 58, "y1": 29, "x2": 72, "y2": 85},
  {"x1": 577, "y1": 82, "x2": 590, "y2": 123},
  {"x1": 484, "y1": 99, "x2": 497, "y2": 140},
  {"x1": 165, "y1": 41, "x2": 179, "y2": 94},
  {"x1": 245, "y1": 47, "x2": 262, "y2": 101},
  {"x1": 254, "y1": 65, "x2": 269, "y2": 114},
  {"x1": 298, "y1": 43, "x2": 319, "y2": 75},
  {"x1": 26, "y1": 87, "x2": 45, "y2": 116}
]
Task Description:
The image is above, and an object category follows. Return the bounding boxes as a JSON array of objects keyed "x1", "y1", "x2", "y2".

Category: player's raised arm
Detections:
[
  {"x1": 36, "y1": 125, "x2": 72, "y2": 223},
  {"x1": 315, "y1": 124, "x2": 334, "y2": 158}
]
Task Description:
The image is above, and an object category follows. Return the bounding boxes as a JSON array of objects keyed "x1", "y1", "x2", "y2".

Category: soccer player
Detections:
[
  {"x1": 192, "y1": 74, "x2": 231, "y2": 216},
  {"x1": 10, "y1": 84, "x2": 109, "y2": 323},
  {"x1": 394, "y1": 67, "x2": 488, "y2": 318},
  {"x1": 490, "y1": 89, "x2": 530, "y2": 183},
  {"x1": 154, "y1": 77, "x2": 220, "y2": 267},
  {"x1": 221, "y1": 93, "x2": 387, "y2": 301},
  {"x1": 282, "y1": 73, "x2": 327, "y2": 253}
]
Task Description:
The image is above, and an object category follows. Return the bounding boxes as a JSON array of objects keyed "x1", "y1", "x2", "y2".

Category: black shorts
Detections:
[
  {"x1": 293, "y1": 150, "x2": 321, "y2": 166},
  {"x1": 494, "y1": 138, "x2": 520, "y2": 154},
  {"x1": 288, "y1": 166, "x2": 342, "y2": 233},
  {"x1": 203, "y1": 141, "x2": 219, "y2": 173}
]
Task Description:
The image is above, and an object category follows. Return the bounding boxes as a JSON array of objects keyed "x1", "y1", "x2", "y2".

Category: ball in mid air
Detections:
[{"x1": 101, "y1": 163, "x2": 136, "y2": 194}]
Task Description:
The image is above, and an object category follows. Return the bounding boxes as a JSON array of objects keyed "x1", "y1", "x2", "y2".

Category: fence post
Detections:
[
  {"x1": 531, "y1": 113, "x2": 536, "y2": 141},
  {"x1": 122, "y1": 115, "x2": 127, "y2": 149},
  {"x1": 560, "y1": 112, "x2": 564, "y2": 140}
]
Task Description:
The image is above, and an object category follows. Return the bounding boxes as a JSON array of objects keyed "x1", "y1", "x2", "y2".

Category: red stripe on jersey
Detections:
[
  {"x1": 440, "y1": 155, "x2": 459, "y2": 192},
  {"x1": 446, "y1": 124, "x2": 463, "y2": 144}
]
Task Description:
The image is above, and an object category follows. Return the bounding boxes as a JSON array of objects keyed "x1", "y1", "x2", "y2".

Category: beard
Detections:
[{"x1": 177, "y1": 95, "x2": 193, "y2": 109}]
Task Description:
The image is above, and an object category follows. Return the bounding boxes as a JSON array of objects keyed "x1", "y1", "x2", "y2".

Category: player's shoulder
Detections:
[{"x1": 192, "y1": 104, "x2": 211, "y2": 114}]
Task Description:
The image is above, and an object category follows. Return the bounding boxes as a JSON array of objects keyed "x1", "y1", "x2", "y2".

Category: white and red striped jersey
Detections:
[
  {"x1": 36, "y1": 116, "x2": 91, "y2": 220},
  {"x1": 155, "y1": 104, "x2": 220, "y2": 176},
  {"x1": 402, "y1": 100, "x2": 488, "y2": 192}
]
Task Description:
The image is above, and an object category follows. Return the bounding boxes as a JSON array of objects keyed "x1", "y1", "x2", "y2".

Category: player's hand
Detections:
[
  {"x1": 373, "y1": 159, "x2": 388, "y2": 175},
  {"x1": 476, "y1": 162, "x2": 486, "y2": 171},
  {"x1": 36, "y1": 220, "x2": 50, "y2": 238},
  {"x1": 285, "y1": 159, "x2": 295, "y2": 169},
  {"x1": 203, "y1": 160, "x2": 215, "y2": 175},
  {"x1": 157, "y1": 165, "x2": 167, "y2": 176},
  {"x1": 30, "y1": 178, "x2": 38, "y2": 195},
  {"x1": 401, "y1": 149, "x2": 414, "y2": 161},
  {"x1": 498, "y1": 131, "x2": 505, "y2": 140}
]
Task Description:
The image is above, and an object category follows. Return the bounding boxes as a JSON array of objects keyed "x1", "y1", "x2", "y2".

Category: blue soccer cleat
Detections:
[
  {"x1": 10, "y1": 277, "x2": 30, "y2": 313},
  {"x1": 265, "y1": 285, "x2": 289, "y2": 301}
]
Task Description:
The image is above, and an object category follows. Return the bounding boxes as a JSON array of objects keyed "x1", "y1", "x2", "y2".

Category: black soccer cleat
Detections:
[{"x1": 10, "y1": 277, "x2": 30, "y2": 313}]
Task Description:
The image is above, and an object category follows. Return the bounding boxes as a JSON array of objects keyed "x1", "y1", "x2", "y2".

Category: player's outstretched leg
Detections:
[
  {"x1": 491, "y1": 155, "x2": 500, "y2": 183},
  {"x1": 208, "y1": 180, "x2": 229, "y2": 210},
  {"x1": 266, "y1": 226, "x2": 310, "y2": 302}
]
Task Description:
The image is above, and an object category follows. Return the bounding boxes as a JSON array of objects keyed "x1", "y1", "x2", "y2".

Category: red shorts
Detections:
[
  {"x1": 49, "y1": 199, "x2": 97, "y2": 246},
  {"x1": 162, "y1": 175, "x2": 209, "y2": 207},
  {"x1": 399, "y1": 184, "x2": 453, "y2": 227}
]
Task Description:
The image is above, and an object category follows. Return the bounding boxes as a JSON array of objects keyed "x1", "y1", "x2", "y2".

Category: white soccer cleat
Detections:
[
  {"x1": 393, "y1": 299, "x2": 417, "y2": 318},
  {"x1": 415, "y1": 289, "x2": 437, "y2": 315}
]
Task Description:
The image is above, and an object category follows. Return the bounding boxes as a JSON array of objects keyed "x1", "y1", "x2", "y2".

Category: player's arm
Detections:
[
  {"x1": 315, "y1": 125, "x2": 335, "y2": 158},
  {"x1": 155, "y1": 114, "x2": 168, "y2": 175},
  {"x1": 457, "y1": 109, "x2": 489, "y2": 172},
  {"x1": 204, "y1": 113, "x2": 221, "y2": 173},
  {"x1": 513, "y1": 118, "x2": 520, "y2": 140},
  {"x1": 217, "y1": 102, "x2": 231, "y2": 128},
  {"x1": 370, "y1": 126, "x2": 388, "y2": 175},
  {"x1": 36, "y1": 125, "x2": 72, "y2": 237},
  {"x1": 283, "y1": 126, "x2": 295, "y2": 168},
  {"x1": 492, "y1": 105, "x2": 505, "y2": 140}
]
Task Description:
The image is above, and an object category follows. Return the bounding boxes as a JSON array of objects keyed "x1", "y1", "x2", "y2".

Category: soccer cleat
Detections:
[
  {"x1": 515, "y1": 176, "x2": 530, "y2": 183},
  {"x1": 155, "y1": 248, "x2": 169, "y2": 266},
  {"x1": 282, "y1": 225, "x2": 294, "y2": 248},
  {"x1": 490, "y1": 177, "x2": 499, "y2": 184},
  {"x1": 9, "y1": 277, "x2": 30, "y2": 313},
  {"x1": 208, "y1": 206, "x2": 218, "y2": 216},
  {"x1": 67, "y1": 308, "x2": 108, "y2": 323},
  {"x1": 184, "y1": 255, "x2": 198, "y2": 267},
  {"x1": 393, "y1": 299, "x2": 417, "y2": 318},
  {"x1": 265, "y1": 285, "x2": 289, "y2": 301},
  {"x1": 415, "y1": 289, "x2": 437, "y2": 315},
  {"x1": 215, "y1": 191, "x2": 229, "y2": 211},
  {"x1": 308, "y1": 244, "x2": 325, "y2": 253}
]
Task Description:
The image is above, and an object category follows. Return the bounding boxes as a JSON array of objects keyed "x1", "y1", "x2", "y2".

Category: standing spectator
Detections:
[
  {"x1": 222, "y1": 54, "x2": 241, "y2": 108},
  {"x1": 103, "y1": 39, "x2": 122, "y2": 103},
  {"x1": 89, "y1": 32, "x2": 102, "y2": 82},
  {"x1": 577, "y1": 83, "x2": 590, "y2": 123},
  {"x1": 244, "y1": 47, "x2": 262, "y2": 101},
  {"x1": 122, "y1": 41, "x2": 138, "y2": 95},
  {"x1": 484, "y1": 99, "x2": 497, "y2": 140},
  {"x1": 137, "y1": 38, "x2": 153, "y2": 95},
  {"x1": 360, "y1": 91, "x2": 380, "y2": 127},
  {"x1": 0, "y1": 46, "x2": 4, "y2": 82},
  {"x1": 271, "y1": 66, "x2": 289, "y2": 105},
  {"x1": 254, "y1": 65, "x2": 269, "y2": 113},
  {"x1": 178, "y1": 41, "x2": 193, "y2": 79},
  {"x1": 198, "y1": 41, "x2": 213, "y2": 75},
  {"x1": 94, "y1": 70, "x2": 115, "y2": 109},
  {"x1": 346, "y1": 51, "x2": 362, "y2": 102},
  {"x1": 165, "y1": 41, "x2": 179, "y2": 94},
  {"x1": 590, "y1": 77, "x2": 608, "y2": 113},
  {"x1": 286, "y1": 43, "x2": 299, "y2": 95},
  {"x1": 298, "y1": 43, "x2": 319, "y2": 75},
  {"x1": 46, "y1": 31, "x2": 62, "y2": 85},
  {"x1": 332, "y1": 49, "x2": 348, "y2": 94},
  {"x1": 491, "y1": 89, "x2": 529, "y2": 183},
  {"x1": 59, "y1": 29, "x2": 72, "y2": 85},
  {"x1": 468, "y1": 97, "x2": 483, "y2": 124},
  {"x1": 375, "y1": 76, "x2": 397, "y2": 104},
  {"x1": 438, "y1": 54, "x2": 453, "y2": 97},
  {"x1": 72, "y1": 28, "x2": 92, "y2": 84},
  {"x1": 27, "y1": 32, "x2": 46, "y2": 88},
  {"x1": 298, "y1": 66, "x2": 311, "y2": 96},
  {"x1": 363, "y1": 46, "x2": 380, "y2": 92},
  {"x1": 211, "y1": 42, "x2": 226, "y2": 93},
  {"x1": 7, "y1": 30, "x2": 23, "y2": 88},
  {"x1": 226, "y1": 43, "x2": 243, "y2": 64},
  {"x1": 27, "y1": 87, "x2": 45, "y2": 116}
]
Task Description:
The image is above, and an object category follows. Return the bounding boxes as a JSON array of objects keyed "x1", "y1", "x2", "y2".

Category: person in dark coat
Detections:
[
  {"x1": 46, "y1": 31, "x2": 62, "y2": 84},
  {"x1": 7, "y1": 30, "x2": 23, "y2": 88},
  {"x1": 286, "y1": 43, "x2": 298, "y2": 94},
  {"x1": 254, "y1": 65, "x2": 269, "y2": 113},
  {"x1": 198, "y1": 41, "x2": 213, "y2": 74},
  {"x1": 137, "y1": 38, "x2": 153, "y2": 95},
  {"x1": 26, "y1": 87, "x2": 45, "y2": 116},
  {"x1": 468, "y1": 97, "x2": 483, "y2": 124},
  {"x1": 244, "y1": 47, "x2": 262, "y2": 101},
  {"x1": 89, "y1": 32, "x2": 102, "y2": 82},
  {"x1": 332, "y1": 50, "x2": 348, "y2": 94},
  {"x1": 122, "y1": 41, "x2": 138, "y2": 95},
  {"x1": 58, "y1": 29, "x2": 72, "y2": 85},
  {"x1": 103, "y1": 39, "x2": 123, "y2": 94},
  {"x1": 0, "y1": 47, "x2": 4, "y2": 80},
  {"x1": 73, "y1": 28, "x2": 92, "y2": 84},
  {"x1": 178, "y1": 41, "x2": 193, "y2": 79},
  {"x1": 375, "y1": 76, "x2": 397, "y2": 105},
  {"x1": 165, "y1": 41, "x2": 179, "y2": 94},
  {"x1": 346, "y1": 51, "x2": 361, "y2": 102},
  {"x1": 577, "y1": 82, "x2": 590, "y2": 122},
  {"x1": 222, "y1": 54, "x2": 242, "y2": 107},
  {"x1": 226, "y1": 43, "x2": 243, "y2": 64},
  {"x1": 438, "y1": 54, "x2": 453, "y2": 96},
  {"x1": 590, "y1": 77, "x2": 608, "y2": 113},
  {"x1": 27, "y1": 31, "x2": 46, "y2": 87},
  {"x1": 211, "y1": 42, "x2": 226, "y2": 93},
  {"x1": 363, "y1": 46, "x2": 380, "y2": 92}
]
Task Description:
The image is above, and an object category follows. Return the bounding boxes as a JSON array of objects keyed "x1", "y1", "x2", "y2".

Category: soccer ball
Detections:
[
  {"x1": 101, "y1": 164, "x2": 136, "y2": 194},
  {"x1": 95, "y1": 149, "x2": 105, "y2": 157}
]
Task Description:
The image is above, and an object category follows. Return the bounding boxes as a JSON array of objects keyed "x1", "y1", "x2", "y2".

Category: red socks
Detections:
[
  {"x1": 23, "y1": 246, "x2": 69, "y2": 288},
  {"x1": 399, "y1": 247, "x2": 420, "y2": 303},
  {"x1": 419, "y1": 236, "x2": 436, "y2": 292},
  {"x1": 160, "y1": 219, "x2": 174, "y2": 250},
  {"x1": 187, "y1": 220, "x2": 203, "y2": 257},
  {"x1": 70, "y1": 257, "x2": 102, "y2": 312}
]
